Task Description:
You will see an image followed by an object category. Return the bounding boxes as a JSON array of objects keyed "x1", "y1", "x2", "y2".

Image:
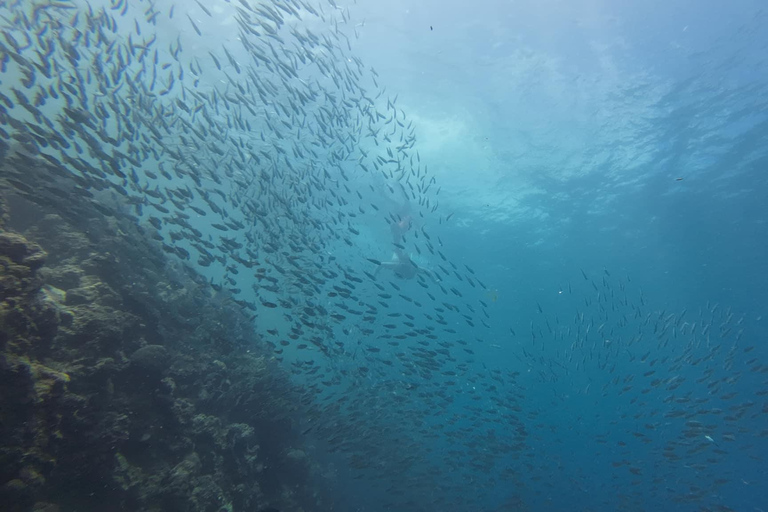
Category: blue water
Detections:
[
  {"x1": 3, "y1": 0, "x2": 767, "y2": 510},
  {"x1": 335, "y1": 0, "x2": 768, "y2": 510}
]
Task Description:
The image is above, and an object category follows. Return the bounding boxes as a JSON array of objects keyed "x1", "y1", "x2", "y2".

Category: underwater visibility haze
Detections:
[{"x1": 0, "y1": 0, "x2": 767, "y2": 511}]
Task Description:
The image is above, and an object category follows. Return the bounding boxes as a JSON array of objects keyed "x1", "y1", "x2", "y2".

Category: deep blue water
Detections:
[{"x1": 334, "y1": 1, "x2": 768, "y2": 509}]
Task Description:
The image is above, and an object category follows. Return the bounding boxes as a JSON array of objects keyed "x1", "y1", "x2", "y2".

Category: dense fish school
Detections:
[{"x1": 0, "y1": 0, "x2": 766, "y2": 511}]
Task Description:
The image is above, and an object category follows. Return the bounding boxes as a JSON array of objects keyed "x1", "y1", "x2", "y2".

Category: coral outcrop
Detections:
[{"x1": 0, "y1": 168, "x2": 330, "y2": 512}]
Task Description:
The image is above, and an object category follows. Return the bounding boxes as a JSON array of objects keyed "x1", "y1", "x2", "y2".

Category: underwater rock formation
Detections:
[{"x1": 0, "y1": 170, "x2": 329, "y2": 512}]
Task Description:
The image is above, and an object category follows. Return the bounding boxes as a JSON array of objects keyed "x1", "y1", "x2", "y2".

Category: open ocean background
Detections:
[
  {"x1": 2, "y1": 0, "x2": 768, "y2": 511},
  {"x1": 344, "y1": 1, "x2": 768, "y2": 509}
]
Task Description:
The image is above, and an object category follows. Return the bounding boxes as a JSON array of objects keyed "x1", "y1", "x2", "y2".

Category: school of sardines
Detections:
[{"x1": 0, "y1": 0, "x2": 765, "y2": 510}]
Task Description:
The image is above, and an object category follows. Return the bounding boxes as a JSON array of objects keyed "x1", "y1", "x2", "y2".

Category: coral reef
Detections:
[{"x1": 0, "y1": 165, "x2": 330, "y2": 512}]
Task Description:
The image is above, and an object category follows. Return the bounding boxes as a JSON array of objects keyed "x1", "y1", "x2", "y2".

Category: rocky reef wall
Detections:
[{"x1": 0, "y1": 159, "x2": 331, "y2": 512}]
